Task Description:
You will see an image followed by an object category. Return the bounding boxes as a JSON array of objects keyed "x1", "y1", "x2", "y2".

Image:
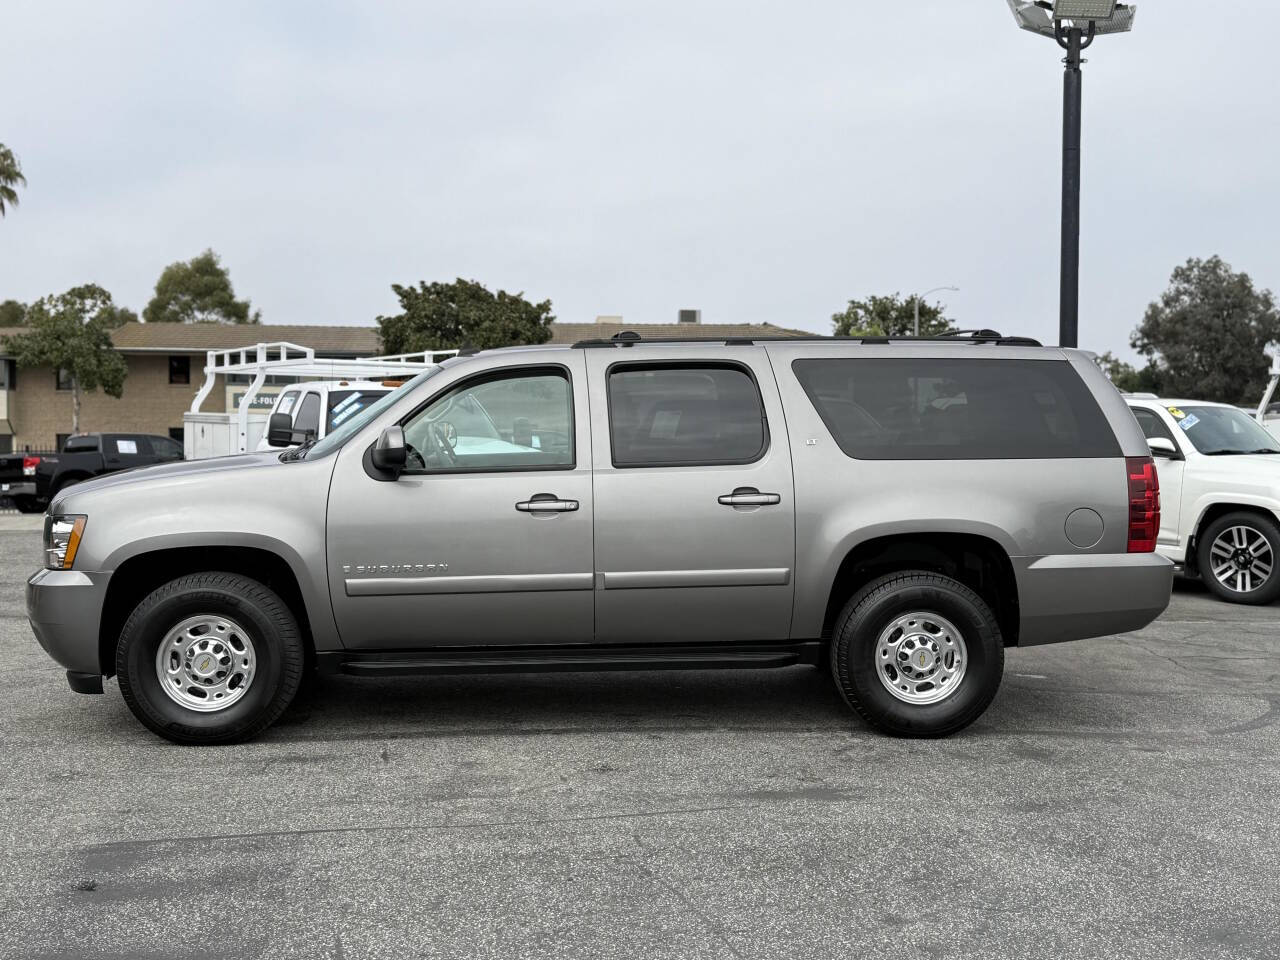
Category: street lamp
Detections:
[
  {"x1": 1007, "y1": 0, "x2": 1137, "y2": 349},
  {"x1": 915, "y1": 286, "x2": 959, "y2": 337}
]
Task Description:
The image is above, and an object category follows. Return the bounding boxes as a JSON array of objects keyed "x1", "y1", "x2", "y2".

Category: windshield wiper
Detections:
[{"x1": 280, "y1": 437, "x2": 318, "y2": 462}]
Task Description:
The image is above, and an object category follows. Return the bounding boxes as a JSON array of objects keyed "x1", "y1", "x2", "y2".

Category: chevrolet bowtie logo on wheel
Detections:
[
  {"x1": 199, "y1": 657, "x2": 212, "y2": 671},
  {"x1": 918, "y1": 652, "x2": 928, "y2": 667}
]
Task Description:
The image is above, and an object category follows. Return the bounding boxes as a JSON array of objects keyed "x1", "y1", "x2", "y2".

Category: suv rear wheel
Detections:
[
  {"x1": 116, "y1": 572, "x2": 304, "y2": 744},
  {"x1": 1196, "y1": 511, "x2": 1280, "y2": 605},
  {"x1": 829, "y1": 571, "x2": 1004, "y2": 737}
]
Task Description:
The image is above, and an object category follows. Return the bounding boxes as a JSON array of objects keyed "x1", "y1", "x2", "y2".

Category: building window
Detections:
[
  {"x1": 56, "y1": 433, "x2": 71, "y2": 451},
  {"x1": 169, "y1": 355, "x2": 191, "y2": 385},
  {"x1": 0, "y1": 359, "x2": 15, "y2": 391},
  {"x1": 55, "y1": 368, "x2": 74, "y2": 391},
  {"x1": 168, "y1": 427, "x2": 184, "y2": 442},
  {"x1": 0, "y1": 435, "x2": 11, "y2": 455}
]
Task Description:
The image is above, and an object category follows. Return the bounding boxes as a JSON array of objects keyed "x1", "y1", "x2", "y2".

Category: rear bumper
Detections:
[
  {"x1": 1, "y1": 481, "x2": 37, "y2": 498},
  {"x1": 1015, "y1": 552, "x2": 1174, "y2": 646},
  {"x1": 26, "y1": 568, "x2": 110, "y2": 678}
]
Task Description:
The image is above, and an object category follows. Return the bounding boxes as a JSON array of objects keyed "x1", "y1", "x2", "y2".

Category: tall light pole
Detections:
[
  {"x1": 915, "y1": 286, "x2": 959, "y2": 337},
  {"x1": 1007, "y1": 0, "x2": 1137, "y2": 349}
]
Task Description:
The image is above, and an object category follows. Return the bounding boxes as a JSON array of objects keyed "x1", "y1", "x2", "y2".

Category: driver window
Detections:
[{"x1": 401, "y1": 368, "x2": 574, "y2": 473}]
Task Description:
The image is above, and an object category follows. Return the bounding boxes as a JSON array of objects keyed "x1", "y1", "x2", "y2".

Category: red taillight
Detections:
[
  {"x1": 1126, "y1": 456, "x2": 1160, "y2": 553},
  {"x1": 22, "y1": 456, "x2": 41, "y2": 476}
]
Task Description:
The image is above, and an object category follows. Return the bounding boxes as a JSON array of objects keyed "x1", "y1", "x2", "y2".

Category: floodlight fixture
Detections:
[{"x1": 1053, "y1": 0, "x2": 1116, "y2": 21}]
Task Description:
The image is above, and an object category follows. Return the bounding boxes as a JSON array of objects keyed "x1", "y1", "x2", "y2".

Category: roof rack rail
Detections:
[{"x1": 571, "y1": 330, "x2": 1043, "y2": 348}]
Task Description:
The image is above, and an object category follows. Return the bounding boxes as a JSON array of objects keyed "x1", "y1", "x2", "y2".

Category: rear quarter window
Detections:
[{"x1": 792, "y1": 357, "x2": 1120, "y2": 460}]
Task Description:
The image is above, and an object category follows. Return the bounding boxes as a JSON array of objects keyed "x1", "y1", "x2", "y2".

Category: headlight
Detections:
[{"x1": 44, "y1": 515, "x2": 87, "y2": 570}]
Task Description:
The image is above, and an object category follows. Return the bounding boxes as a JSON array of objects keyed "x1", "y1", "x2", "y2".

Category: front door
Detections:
[
  {"x1": 585, "y1": 347, "x2": 796, "y2": 643},
  {"x1": 326, "y1": 357, "x2": 594, "y2": 649},
  {"x1": 1131, "y1": 406, "x2": 1185, "y2": 555}
]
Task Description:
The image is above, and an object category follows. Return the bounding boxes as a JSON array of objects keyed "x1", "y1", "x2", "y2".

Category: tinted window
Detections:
[
  {"x1": 110, "y1": 436, "x2": 152, "y2": 456},
  {"x1": 63, "y1": 435, "x2": 100, "y2": 452},
  {"x1": 293, "y1": 393, "x2": 321, "y2": 436},
  {"x1": 402, "y1": 369, "x2": 573, "y2": 473},
  {"x1": 1131, "y1": 407, "x2": 1176, "y2": 445},
  {"x1": 153, "y1": 436, "x2": 183, "y2": 460},
  {"x1": 792, "y1": 358, "x2": 1120, "y2": 460},
  {"x1": 608, "y1": 364, "x2": 767, "y2": 467},
  {"x1": 327, "y1": 389, "x2": 391, "y2": 432}
]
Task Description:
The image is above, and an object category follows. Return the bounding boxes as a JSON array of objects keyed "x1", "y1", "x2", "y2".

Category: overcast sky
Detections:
[{"x1": 3, "y1": 1, "x2": 1278, "y2": 358}]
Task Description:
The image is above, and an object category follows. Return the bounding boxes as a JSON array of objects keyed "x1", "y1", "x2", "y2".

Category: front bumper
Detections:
[
  {"x1": 27, "y1": 568, "x2": 111, "y2": 678},
  {"x1": 1016, "y1": 552, "x2": 1174, "y2": 646}
]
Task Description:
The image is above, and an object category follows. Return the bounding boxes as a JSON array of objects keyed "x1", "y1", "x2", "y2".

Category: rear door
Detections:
[
  {"x1": 105, "y1": 435, "x2": 155, "y2": 472},
  {"x1": 585, "y1": 346, "x2": 796, "y2": 643}
]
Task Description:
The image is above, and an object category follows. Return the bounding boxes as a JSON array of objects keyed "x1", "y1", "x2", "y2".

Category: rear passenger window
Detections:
[
  {"x1": 792, "y1": 358, "x2": 1120, "y2": 460},
  {"x1": 608, "y1": 364, "x2": 767, "y2": 467}
]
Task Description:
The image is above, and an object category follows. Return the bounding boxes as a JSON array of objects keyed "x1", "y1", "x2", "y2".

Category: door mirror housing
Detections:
[
  {"x1": 267, "y1": 413, "x2": 294, "y2": 448},
  {"x1": 1147, "y1": 437, "x2": 1180, "y2": 459},
  {"x1": 371, "y1": 425, "x2": 407, "y2": 474}
]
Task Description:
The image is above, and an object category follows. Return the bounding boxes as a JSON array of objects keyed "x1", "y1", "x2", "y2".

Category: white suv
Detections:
[{"x1": 1126, "y1": 395, "x2": 1280, "y2": 604}]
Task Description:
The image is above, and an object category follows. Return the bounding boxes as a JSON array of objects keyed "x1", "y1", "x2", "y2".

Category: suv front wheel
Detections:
[
  {"x1": 830, "y1": 571, "x2": 1004, "y2": 737},
  {"x1": 116, "y1": 572, "x2": 305, "y2": 744}
]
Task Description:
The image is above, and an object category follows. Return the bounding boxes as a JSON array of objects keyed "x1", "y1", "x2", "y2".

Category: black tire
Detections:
[
  {"x1": 12, "y1": 496, "x2": 44, "y2": 514},
  {"x1": 1196, "y1": 511, "x2": 1280, "y2": 606},
  {"x1": 829, "y1": 571, "x2": 1004, "y2": 738},
  {"x1": 116, "y1": 572, "x2": 305, "y2": 744}
]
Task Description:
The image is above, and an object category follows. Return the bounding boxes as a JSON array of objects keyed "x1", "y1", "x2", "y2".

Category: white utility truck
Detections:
[{"x1": 182, "y1": 341, "x2": 455, "y2": 459}]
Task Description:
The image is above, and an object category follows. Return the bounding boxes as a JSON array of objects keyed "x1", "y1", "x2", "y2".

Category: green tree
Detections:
[
  {"x1": 0, "y1": 143, "x2": 25, "y2": 216},
  {"x1": 1132, "y1": 256, "x2": 1280, "y2": 404},
  {"x1": 377, "y1": 278, "x2": 554, "y2": 353},
  {"x1": 2, "y1": 285, "x2": 129, "y2": 434},
  {"x1": 831, "y1": 293, "x2": 957, "y2": 338},
  {"x1": 143, "y1": 249, "x2": 261, "y2": 324},
  {"x1": 1092, "y1": 351, "x2": 1163, "y2": 394},
  {"x1": 0, "y1": 299, "x2": 25, "y2": 327}
]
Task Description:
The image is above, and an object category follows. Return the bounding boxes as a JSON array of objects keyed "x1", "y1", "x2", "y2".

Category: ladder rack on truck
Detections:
[
  {"x1": 1256, "y1": 350, "x2": 1280, "y2": 430},
  {"x1": 185, "y1": 341, "x2": 457, "y2": 457}
]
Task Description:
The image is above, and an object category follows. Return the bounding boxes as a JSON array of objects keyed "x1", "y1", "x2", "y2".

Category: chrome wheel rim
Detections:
[
  {"x1": 875, "y1": 611, "x2": 967, "y2": 705},
  {"x1": 1210, "y1": 525, "x2": 1274, "y2": 594},
  {"x1": 155, "y1": 615, "x2": 258, "y2": 713}
]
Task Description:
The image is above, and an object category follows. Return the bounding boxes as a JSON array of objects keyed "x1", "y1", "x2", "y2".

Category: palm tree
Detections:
[{"x1": 0, "y1": 144, "x2": 27, "y2": 216}]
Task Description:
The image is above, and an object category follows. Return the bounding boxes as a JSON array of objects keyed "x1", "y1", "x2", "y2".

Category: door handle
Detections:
[
  {"x1": 516, "y1": 493, "x2": 579, "y2": 513},
  {"x1": 718, "y1": 487, "x2": 781, "y2": 507}
]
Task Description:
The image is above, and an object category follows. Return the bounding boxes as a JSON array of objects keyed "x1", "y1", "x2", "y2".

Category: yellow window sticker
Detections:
[{"x1": 1167, "y1": 406, "x2": 1185, "y2": 419}]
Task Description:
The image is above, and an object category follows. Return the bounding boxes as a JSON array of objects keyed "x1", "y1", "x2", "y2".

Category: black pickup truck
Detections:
[{"x1": 0, "y1": 433, "x2": 183, "y2": 513}]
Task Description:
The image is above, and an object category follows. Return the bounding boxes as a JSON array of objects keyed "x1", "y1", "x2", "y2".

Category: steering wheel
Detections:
[
  {"x1": 428, "y1": 422, "x2": 458, "y2": 466},
  {"x1": 404, "y1": 442, "x2": 427, "y2": 472}
]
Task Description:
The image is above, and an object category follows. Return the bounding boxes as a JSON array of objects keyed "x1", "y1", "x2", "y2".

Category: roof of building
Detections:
[
  {"x1": 108, "y1": 322, "x2": 381, "y2": 355},
  {"x1": 546, "y1": 321, "x2": 815, "y2": 344},
  {"x1": 3, "y1": 319, "x2": 820, "y2": 358}
]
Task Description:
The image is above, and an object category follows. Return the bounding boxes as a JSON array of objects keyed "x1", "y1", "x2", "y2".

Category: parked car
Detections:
[
  {"x1": 254, "y1": 380, "x2": 400, "y2": 452},
  {"x1": 1, "y1": 433, "x2": 183, "y2": 513},
  {"x1": 1125, "y1": 395, "x2": 1280, "y2": 604},
  {"x1": 27, "y1": 332, "x2": 1173, "y2": 744}
]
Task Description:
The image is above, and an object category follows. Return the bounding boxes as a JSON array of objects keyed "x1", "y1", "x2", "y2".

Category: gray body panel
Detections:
[{"x1": 26, "y1": 339, "x2": 1173, "y2": 679}]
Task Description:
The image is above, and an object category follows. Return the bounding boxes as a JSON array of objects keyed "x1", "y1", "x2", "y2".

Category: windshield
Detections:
[
  {"x1": 326, "y1": 389, "x2": 391, "y2": 432},
  {"x1": 301, "y1": 369, "x2": 442, "y2": 460},
  {"x1": 1170, "y1": 405, "x2": 1280, "y2": 455}
]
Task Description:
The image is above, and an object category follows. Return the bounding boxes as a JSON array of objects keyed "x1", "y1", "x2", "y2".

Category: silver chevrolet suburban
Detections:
[{"x1": 27, "y1": 331, "x2": 1174, "y2": 744}]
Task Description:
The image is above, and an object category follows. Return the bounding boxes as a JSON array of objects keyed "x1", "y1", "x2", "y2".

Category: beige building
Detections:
[
  {"x1": 0, "y1": 323, "x2": 380, "y2": 453},
  {"x1": 0, "y1": 317, "x2": 811, "y2": 453}
]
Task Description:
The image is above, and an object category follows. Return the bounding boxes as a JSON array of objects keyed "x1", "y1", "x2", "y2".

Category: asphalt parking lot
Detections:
[{"x1": 1, "y1": 518, "x2": 1278, "y2": 960}]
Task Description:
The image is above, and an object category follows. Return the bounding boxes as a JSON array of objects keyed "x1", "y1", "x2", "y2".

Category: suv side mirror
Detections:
[
  {"x1": 371, "y1": 425, "x2": 407, "y2": 474},
  {"x1": 1148, "y1": 437, "x2": 1180, "y2": 459},
  {"x1": 267, "y1": 413, "x2": 294, "y2": 448}
]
